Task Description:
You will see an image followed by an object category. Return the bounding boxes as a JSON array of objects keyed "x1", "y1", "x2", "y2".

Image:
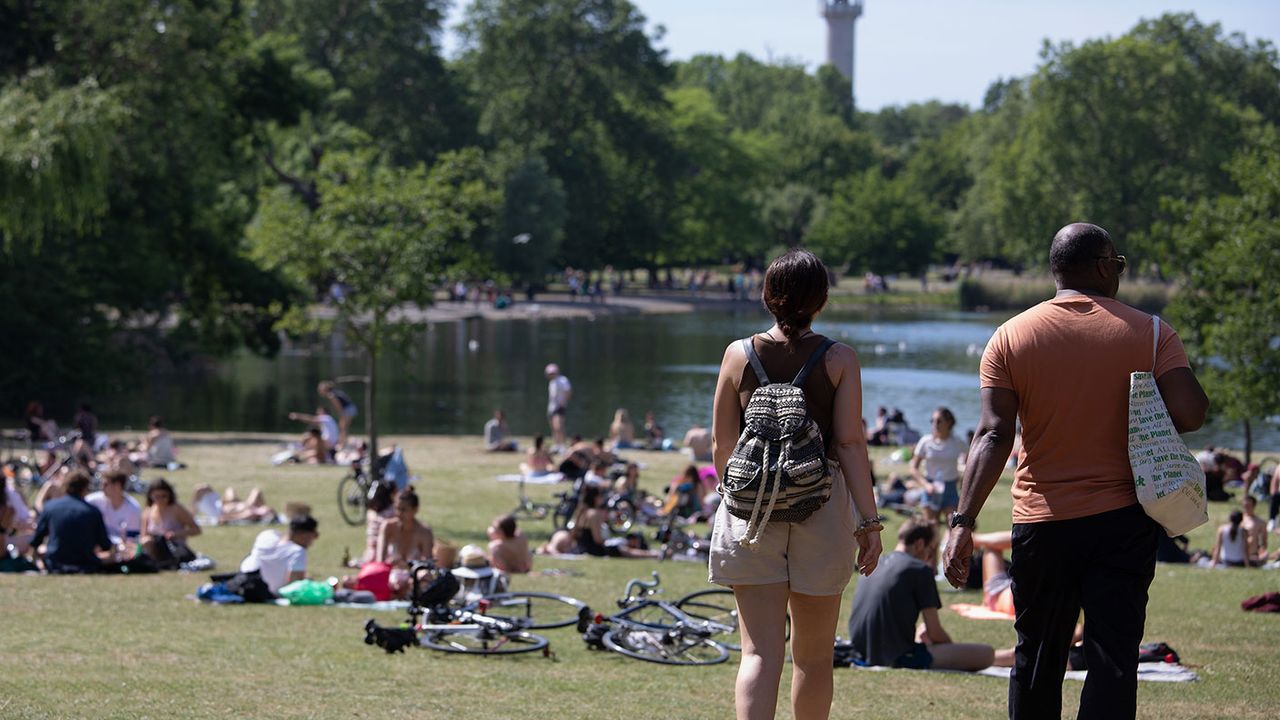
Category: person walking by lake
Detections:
[
  {"x1": 942, "y1": 223, "x2": 1208, "y2": 720},
  {"x1": 709, "y1": 249, "x2": 882, "y2": 720},
  {"x1": 545, "y1": 363, "x2": 572, "y2": 452}
]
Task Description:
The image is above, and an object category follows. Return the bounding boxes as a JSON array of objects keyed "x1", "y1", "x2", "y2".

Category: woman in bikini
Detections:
[
  {"x1": 140, "y1": 477, "x2": 201, "y2": 568},
  {"x1": 376, "y1": 486, "x2": 435, "y2": 597}
]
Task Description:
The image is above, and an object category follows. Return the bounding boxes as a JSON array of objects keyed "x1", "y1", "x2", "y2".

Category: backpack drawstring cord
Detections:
[{"x1": 742, "y1": 441, "x2": 784, "y2": 550}]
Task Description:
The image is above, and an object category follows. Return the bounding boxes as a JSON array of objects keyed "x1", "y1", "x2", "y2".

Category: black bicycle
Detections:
[
  {"x1": 582, "y1": 572, "x2": 734, "y2": 665},
  {"x1": 336, "y1": 460, "x2": 375, "y2": 526}
]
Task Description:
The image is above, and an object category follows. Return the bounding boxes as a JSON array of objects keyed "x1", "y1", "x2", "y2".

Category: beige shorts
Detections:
[{"x1": 708, "y1": 461, "x2": 858, "y2": 596}]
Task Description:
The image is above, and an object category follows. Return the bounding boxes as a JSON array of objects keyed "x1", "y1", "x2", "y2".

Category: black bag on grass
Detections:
[{"x1": 216, "y1": 570, "x2": 276, "y2": 603}]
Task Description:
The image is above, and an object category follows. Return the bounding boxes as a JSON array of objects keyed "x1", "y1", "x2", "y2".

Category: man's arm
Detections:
[
  {"x1": 942, "y1": 387, "x2": 1019, "y2": 588},
  {"x1": 1156, "y1": 367, "x2": 1208, "y2": 433},
  {"x1": 920, "y1": 608, "x2": 953, "y2": 645}
]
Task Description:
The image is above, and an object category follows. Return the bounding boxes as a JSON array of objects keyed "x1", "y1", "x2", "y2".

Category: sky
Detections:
[{"x1": 442, "y1": 0, "x2": 1280, "y2": 110}]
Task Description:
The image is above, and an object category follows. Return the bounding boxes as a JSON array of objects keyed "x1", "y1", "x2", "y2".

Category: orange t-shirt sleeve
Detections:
[
  {"x1": 978, "y1": 326, "x2": 1014, "y2": 390},
  {"x1": 1154, "y1": 319, "x2": 1191, "y2": 378}
]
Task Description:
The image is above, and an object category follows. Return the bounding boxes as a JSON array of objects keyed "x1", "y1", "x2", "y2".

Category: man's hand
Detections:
[
  {"x1": 856, "y1": 531, "x2": 883, "y2": 577},
  {"x1": 942, "y1": 526, "x2": 974, "y2": 589}
]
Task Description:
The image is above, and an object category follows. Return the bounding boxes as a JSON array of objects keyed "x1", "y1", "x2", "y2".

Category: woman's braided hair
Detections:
[{"x1": 761, "y1": 249, "x2": 829, "y2": 347}]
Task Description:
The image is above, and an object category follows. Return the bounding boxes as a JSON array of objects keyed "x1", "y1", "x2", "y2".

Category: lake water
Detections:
[{"x1": 95, "y1": 307, "x2": 1271, "y2": 453}]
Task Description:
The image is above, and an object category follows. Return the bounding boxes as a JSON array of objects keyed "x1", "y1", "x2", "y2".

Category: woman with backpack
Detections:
[{"x1": 709, "y1": 249, "x2": 883, "y2": 720}]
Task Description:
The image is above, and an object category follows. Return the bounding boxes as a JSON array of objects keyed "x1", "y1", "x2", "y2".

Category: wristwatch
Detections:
[{"x1": 949, "y1": 513, "x2": 977, "y2": 530}]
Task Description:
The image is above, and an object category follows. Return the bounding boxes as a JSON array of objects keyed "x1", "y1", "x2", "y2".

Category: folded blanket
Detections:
[
  {"x1": 949, "y1": 602, "x2": 1015, "y2": 621},
  {"x1": 496, "y1": 473, "x2": 564, "y2": 484},
  {"x1": 976, "y1": 663, "x2": 1198, "y2": 683}
]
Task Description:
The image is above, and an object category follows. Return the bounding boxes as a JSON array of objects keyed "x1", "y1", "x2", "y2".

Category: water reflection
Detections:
[{"x1": 90, "y1": 307, "x2": 1268, "y2": 451}]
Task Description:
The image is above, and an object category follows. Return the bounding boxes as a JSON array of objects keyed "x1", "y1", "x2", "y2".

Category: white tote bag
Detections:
[{"x1": 1128, "y1": 315, "x2": 1208, "y2": 537}]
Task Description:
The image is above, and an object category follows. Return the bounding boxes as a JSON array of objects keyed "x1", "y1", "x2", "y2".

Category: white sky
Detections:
[{"x1": 443, "y1": 0, "x2": 1280, "y2": 110}]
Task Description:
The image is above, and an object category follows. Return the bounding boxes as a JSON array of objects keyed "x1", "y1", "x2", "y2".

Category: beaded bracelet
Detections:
[{"x1": 853, "y1": 514, "x2": 887, "y2": 538}]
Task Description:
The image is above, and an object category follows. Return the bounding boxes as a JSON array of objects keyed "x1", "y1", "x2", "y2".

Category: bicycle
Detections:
[
  {"x1": 581, "y1": 571, "x2": 734, "y2": 665},
  {"x1": 2, "y1": 429, "x2": 84, "y2": 504},
  {"x1": 364, "y1": 563, "x2": 590, "y2": 656},
  {"x1": 510, "y1": 474, "x2": 555, "y2": 522},
  {"x1": 336, "y1": 460, "x2": 375, "y2": 526}
]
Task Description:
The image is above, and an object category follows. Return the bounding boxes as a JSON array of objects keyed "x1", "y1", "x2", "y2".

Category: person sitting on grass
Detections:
[
  {"x1": 537, "y1": 485, "x2": 658, "y2": 559},
  {"x1": 1210, "y1": 510, "x2": 1257, "y2": 568},
  {"x1": 1241, "y1": 495, "x2": 1268, "y2": 564},
  {"x1": 643, "y1": 411, "x2": 665, "y2": 450},
  {"x1": 99, "y1": 440, "x2": 140, "y2": 475},
  {"x1": 483, "y1": 409, "x2": 519, "y2": 452},
  {"x1": 30, "y1": 470, "x2": 113, "y2": 574},
  {"x1": 846, "y1": 519, "x2": 1014, "y2": 671},
  {"x1": 190, "y1": 484, "x2": 278, "y2": 525},
  {"x1": 86, "y1": 471, "x2": 142, "y2": 544},
  {"x1": 239, "y1": 514, "x2": 320, "y2": 594},
  {"x1": 376, "y1": 486, "x2": 435, "y2": 598},
  {"x1": 287, "y1": 408, "x2": 338, "y2": 461},
  {"x1": 583, "y1": 458, "x2": 614, "y2": 488},
  {"x1": 137, "y1": 416, "x2": 178, "y2": 468},
  {"x1": 487, "y1": 514, "x2": 531, "y2": 574},
  {"x1": 608, "y1": 408, "x2": 636, "y2": 450},
  {"x1": 140, "y1": 478, "x2": 201, "y2": 569},
  {"x1": 520, "y1": 434, "x2": 556, "y2": 476},
  {"x1": 359, "y1": 481, "x2": 397, "y2": 565},
  {"x1": 971, "y1": 530, "x2": 1016, "y2": 615},
  {"x1": 682, "y1": 424, "x2": 712, "y2": 462}
]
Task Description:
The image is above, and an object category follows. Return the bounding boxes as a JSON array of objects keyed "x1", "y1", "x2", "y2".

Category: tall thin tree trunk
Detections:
[
  {"x1": 1243, "y1": 418, "x2": 1252, "y2": 465},
  {"x1": 367, "y1": 348, "x2": 379, "y2": 472}
]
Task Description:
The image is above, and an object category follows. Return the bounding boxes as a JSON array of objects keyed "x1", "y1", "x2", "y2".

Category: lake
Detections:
[{"x1": 94, "y1": 306, "x2": 1272, "y2": 454}]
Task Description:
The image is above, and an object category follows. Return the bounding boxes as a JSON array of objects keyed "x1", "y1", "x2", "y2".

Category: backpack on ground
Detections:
[{"x1": 721, "y1": 336, "x2": 836, "y2": 548}]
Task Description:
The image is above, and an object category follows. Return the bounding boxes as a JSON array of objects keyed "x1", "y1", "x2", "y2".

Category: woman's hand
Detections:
[{"x1": 855, "y1": 530, "x2": 882, "y2": 576}]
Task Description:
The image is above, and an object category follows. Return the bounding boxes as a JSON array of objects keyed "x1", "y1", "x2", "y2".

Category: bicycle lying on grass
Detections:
[
  {"x1": 364, "y1": 563, "x2": 591, "y2": 656},
  {"x1": 581, "y1": 571, "x2": 737, "y2": 665}
]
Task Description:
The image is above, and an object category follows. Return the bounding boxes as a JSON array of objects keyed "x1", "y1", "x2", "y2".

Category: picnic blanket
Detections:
[
  {"x1": 496, "y1": 473, "x2": 564, "y2": 484},
  {"x1": 949, "y1": 602, "x2": 1015, "y2": 621},
  {"x1": 976, "y1": 663, "x2": 1198, "y2": 683},
  {"x1": 272, "y1": 599, "x2": 410, "y2": 611}
]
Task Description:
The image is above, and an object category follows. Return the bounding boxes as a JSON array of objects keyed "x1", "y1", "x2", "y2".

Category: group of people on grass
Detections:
[
  {"x1": 20, "y1": 403, "x2": 179, "y2": 477},
  {"x1": 278, "y1": 381, "x2": 360, "y2": 465}
]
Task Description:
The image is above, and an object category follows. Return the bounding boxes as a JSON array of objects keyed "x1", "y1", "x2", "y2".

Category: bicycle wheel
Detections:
[
  {"x1": 420, "y1": 627, "x2": 549, "y2": 655},
  {"x1": 602, "y1": 625, "x2": 729, "y2": 665},
  {"x1": 552, "y1": 496, "x2": 576, "y2": 530},
  {"x1": 675, "y1": 589, "x2": 741, "y2": 650},
  {"x1": 608, "y1": 498, "x2": 636, "y2": 534},
  {"x1": 472, "y1": 592, "x2": 589, "y2": 630},
  {"x1": 336, "y1": 474, "x2": 367, "y2": 526}
]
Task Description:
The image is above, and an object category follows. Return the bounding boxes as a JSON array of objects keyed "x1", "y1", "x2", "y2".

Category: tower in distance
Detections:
[{"x1": 820, "y1": 0, "x2": 863, "y2": 98}]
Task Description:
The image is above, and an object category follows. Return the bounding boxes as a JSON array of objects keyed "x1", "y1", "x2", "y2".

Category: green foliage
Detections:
[
  {"x1": 1164, "y1": 129, "x2": 1280, "y2": 432},
  {"x1": 809, "y1": 169, "x2": 944, "y2": 276},
  {"x1": 0, "y1": 71, "x2": 123, "y2": 243},
  {"x1": 952, "y1": 13, "x2": 1280, "y2": 269},
  {"x1": 488, "y1": 153, "x2": 567, "y2": 285}
]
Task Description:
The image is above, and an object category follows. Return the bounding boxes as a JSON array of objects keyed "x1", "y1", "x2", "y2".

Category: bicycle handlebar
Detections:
[{"x1": 620, "y1": 571, "x2": 661, "y2": 607}]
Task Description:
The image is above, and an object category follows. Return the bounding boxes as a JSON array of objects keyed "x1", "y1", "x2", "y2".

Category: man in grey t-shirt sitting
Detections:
[{"x1": 847, "y1": 519, "x2": 1013, "y2": 671}]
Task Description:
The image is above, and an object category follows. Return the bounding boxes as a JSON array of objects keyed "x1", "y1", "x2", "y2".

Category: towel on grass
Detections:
[
  {"x1": 496, "y1": 473, "x2": 564, "y2": 484},
  {"x1": 976, "y1": 663, "x2": 1198, "y2": 683},
  {"x1": 949, "y1": 602, "x2": 1015, "y2": 621}
]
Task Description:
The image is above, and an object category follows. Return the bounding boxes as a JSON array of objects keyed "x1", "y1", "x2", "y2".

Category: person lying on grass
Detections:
[
  {"x1": 537, "y1": 484, "x2": 658, "y2": 559},
  {"x1": 240, "y1": 514, "x2": 320, "y2": 594},
  {"x1": 847, "y1": 518, "x2": 1014, "y2": 671}
]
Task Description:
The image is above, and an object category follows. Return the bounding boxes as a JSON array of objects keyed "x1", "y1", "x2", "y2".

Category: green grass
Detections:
[{"x1": 3, "y1": 435, "x2": 1275, "y2": 719}]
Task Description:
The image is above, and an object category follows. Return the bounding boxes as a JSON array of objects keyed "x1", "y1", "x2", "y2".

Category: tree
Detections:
[
  {"x1": 250, "y1": 149, "x2": 500, "y2": 460},
  {"x1": 1161, "y1": 130, "x2": 1280, "y2": 461},
  {"x1": 460, "y1": 0, "x2": 675, "y2": 269},
  {"x1": 953, "y1": 13, "x2": 1280, "y2": 270},
  {"x1": 809, "y1": 169, "x2": 944, "y2": 277}
]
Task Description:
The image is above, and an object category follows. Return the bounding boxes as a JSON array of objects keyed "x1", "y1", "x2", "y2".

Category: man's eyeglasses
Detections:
[{"x1": 1095, "y1": 254, "x2": 1126, "y2": 275}]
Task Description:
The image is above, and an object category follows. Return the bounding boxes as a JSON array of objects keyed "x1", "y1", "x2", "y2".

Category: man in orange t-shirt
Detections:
[{"x1": 941, "y1": 223, "x2": 1208, "y2": 720}]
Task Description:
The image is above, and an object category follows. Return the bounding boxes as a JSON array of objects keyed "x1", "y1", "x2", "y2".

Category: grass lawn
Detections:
[{"x1": 3, "y1": 435, "x2": 1275, "y2": 719}]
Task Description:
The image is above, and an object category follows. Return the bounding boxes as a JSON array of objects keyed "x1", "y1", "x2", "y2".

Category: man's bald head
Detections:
[{"x1": 1049, "y1": 223, "x2": 1113, "y2": 278}]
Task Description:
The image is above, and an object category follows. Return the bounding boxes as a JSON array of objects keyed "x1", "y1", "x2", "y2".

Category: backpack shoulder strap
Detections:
[
  {"x1": 741, "y1": 337, "x2": 771, "y2": 386},
  {"x1": 1150, "y1": 315, "x2": 1160, "y2": 373},
  {"x1": 792, "y1": 338, "x2": 837, "y2": 387}
]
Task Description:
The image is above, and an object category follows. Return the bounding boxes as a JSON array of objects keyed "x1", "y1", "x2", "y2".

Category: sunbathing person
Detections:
[
  {"x1": 359, "y1": 481, "x2": 397, "y2": 565},
  {"x1": 972, "y1": 531, "x2": 1015, "y2": 615},
  {"x1": 847, "y1": 519, "x2": 1014, "y2": 670},
  {"x1": 1210, "y1": 510, "x2": 1257, "y2": 568},
  {"x1": 608, "y1": 408, "x2": 636, "y2": 450},
  {"x1": 520, "y1": 434, "x2": 556, "y2": 476},
  {"x1": 140, "y1": 478, "x2": 201, "y2": 569},
  {"x1": 376, "y1": 486, "x2": 434, "y2": 598},
  {"x1": 99, "y1": 440, "x2": 140, "y2": 476},
  {"x1": 538, "y1": 485, "x2": 658, "y2": 559},
  {"x1": 487, "y1": 514, "x2": 531, "y2": 574},
  {"x1": 191, "y1": 484, "x2": 278, "y2": 525},
  {"x1": 287, "y1": 407, "x2": 339, "y2": 460}
]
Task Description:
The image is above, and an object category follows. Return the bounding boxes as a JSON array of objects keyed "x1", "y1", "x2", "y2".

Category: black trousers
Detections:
[{"x1": 1008, "y1": 504, "x2": 1159, "y2": 720}]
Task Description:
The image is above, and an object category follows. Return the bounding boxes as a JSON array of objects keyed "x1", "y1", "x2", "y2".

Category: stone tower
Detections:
[{"x1": 820, "y1": 0, "x2": 863, "y2": 98}]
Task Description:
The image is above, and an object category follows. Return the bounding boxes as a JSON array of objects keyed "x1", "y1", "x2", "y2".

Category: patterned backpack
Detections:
[{"x1": 722, "y1": 336, "x2": 836, "y2": 548}]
